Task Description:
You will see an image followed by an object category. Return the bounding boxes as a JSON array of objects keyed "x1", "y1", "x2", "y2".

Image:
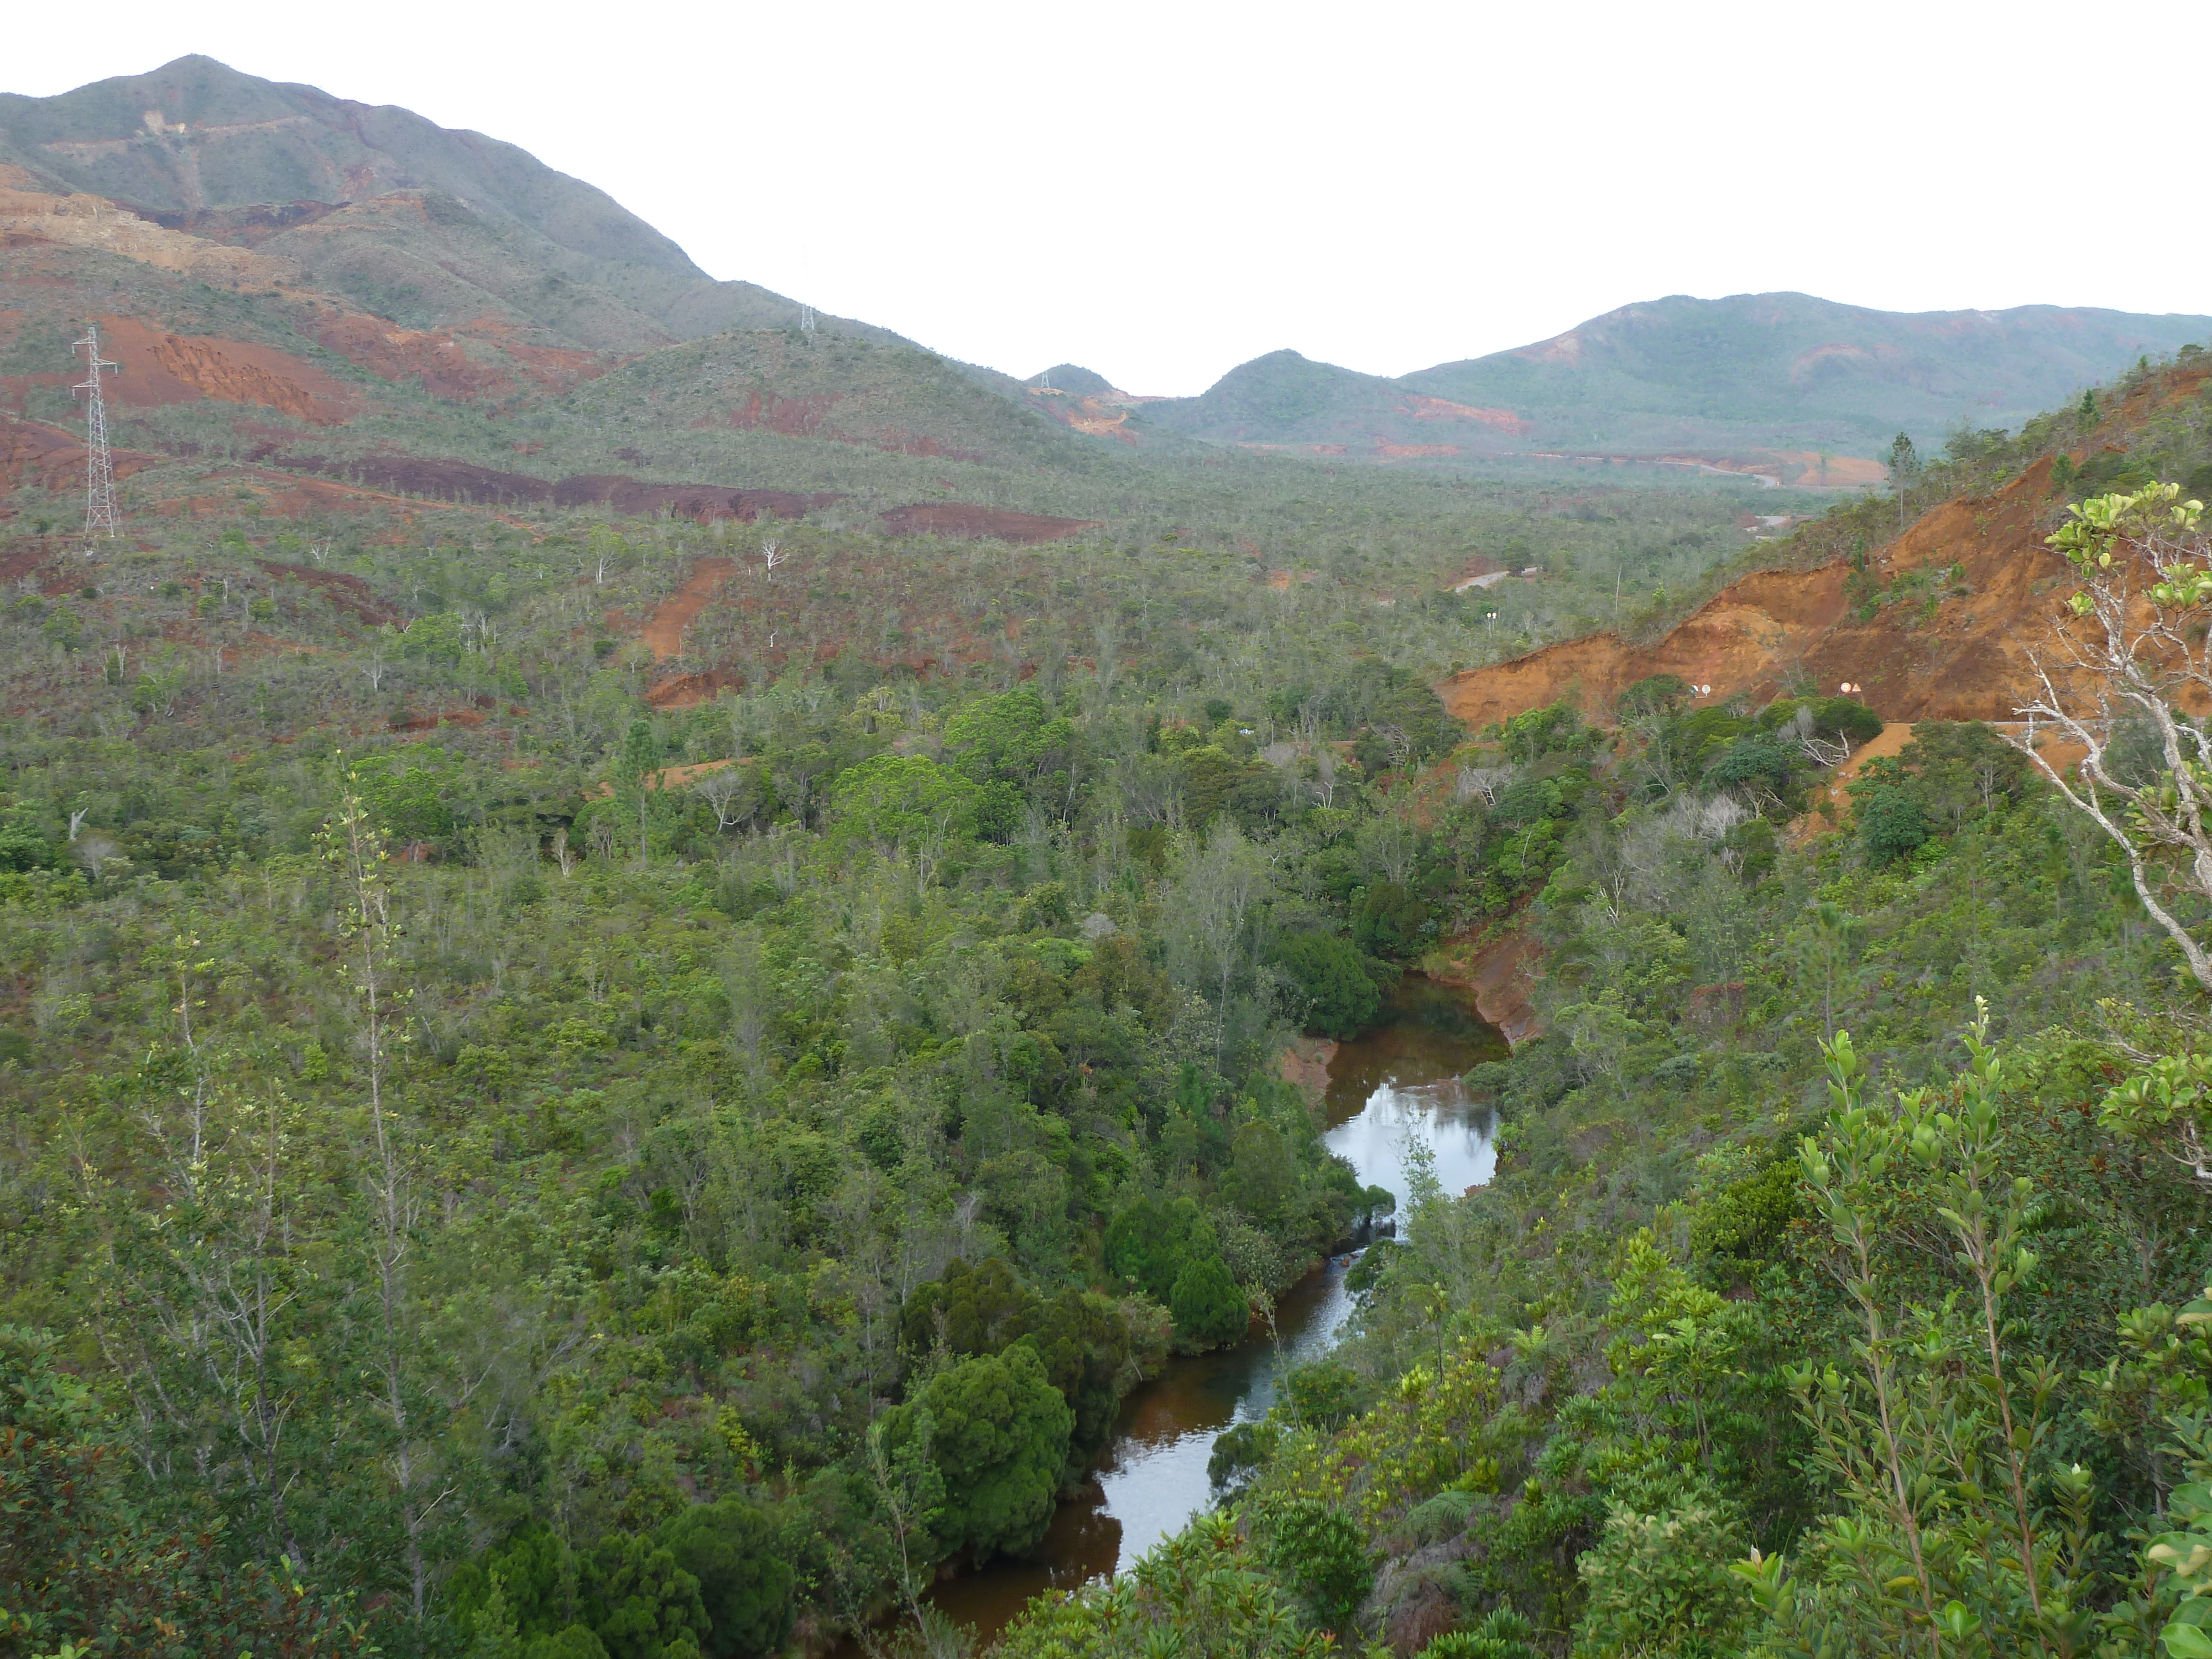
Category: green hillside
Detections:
[{"x1": 1142, "y1": 291, "x2": 2212, "y2": 461}]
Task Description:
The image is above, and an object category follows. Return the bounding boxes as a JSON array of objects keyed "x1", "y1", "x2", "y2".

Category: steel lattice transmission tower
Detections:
[
  {"x1": 799, "y1": 304, "x2": 816, "y2": 339},
  {"x1": 72, "y1": 323, "x2": 121, "y2": 540}
]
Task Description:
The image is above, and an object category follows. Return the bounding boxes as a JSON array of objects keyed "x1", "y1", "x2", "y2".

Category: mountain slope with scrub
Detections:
[
  {"x1": 0, "y1": 54, "x2": 893, "y2": 354},
  {"x1": 1142, "y1": 293, "x2": 2212, "y2": 467}
]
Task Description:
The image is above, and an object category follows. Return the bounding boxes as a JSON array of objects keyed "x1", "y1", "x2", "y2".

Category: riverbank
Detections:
[{"x1": 921, "y1": 977, "x2": 1506, "y2": 1646}]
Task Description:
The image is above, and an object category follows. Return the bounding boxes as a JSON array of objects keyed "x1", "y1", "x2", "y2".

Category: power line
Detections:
[{"x1": 72, "y1": 322, "x2": 121, "y2": 542}]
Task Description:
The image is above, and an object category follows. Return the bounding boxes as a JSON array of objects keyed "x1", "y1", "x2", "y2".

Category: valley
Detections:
[{"x1": 7, "y1": 50, "x2": 2212, "y2": 1659}]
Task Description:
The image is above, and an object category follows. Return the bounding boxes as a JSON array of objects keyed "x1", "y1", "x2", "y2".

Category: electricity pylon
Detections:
[{"x1": 72, "y1": 324, "x2": 121, "y2": 540}]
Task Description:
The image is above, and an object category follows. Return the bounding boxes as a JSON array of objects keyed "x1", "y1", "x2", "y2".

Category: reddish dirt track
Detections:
[{"x1": 643, "y1": 558, "x2": 735, "y2": 662}]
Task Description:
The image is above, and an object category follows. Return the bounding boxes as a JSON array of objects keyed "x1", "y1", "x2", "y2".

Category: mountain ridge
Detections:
[
  {"x1": 0, "y1": 55, "x2": 902, "y2": 355},
  {"x1": 1142, "y1": 291, "x2": 2212, "y2": 466}
]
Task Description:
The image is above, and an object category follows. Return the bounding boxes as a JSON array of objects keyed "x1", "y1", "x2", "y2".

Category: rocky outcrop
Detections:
[
  {"x1": 0, "y1": 170, "x2": 300, "y2": 289},
  {"x1": 1428, "y1": 925, "x2": 1543, "y2": 1048}
]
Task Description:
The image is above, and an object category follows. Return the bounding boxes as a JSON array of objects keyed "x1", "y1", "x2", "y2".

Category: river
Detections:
[{"x1": 927, "y1": 976, "x2": 1507, "y2": 1644}]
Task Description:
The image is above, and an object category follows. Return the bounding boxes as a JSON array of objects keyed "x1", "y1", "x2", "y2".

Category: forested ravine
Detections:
[{"x1": 927, "y1": 980, "x2": 1507, "y2": 1645}]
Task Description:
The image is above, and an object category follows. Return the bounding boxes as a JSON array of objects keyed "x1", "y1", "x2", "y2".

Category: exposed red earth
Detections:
[
  {"x1": 0, "y1": 316, "x2": 354, "y2": 424},
  {"x1": 253, "y1": 560, "x2": 395, "y2": 626},
  {"x1": 1436, "y1": 453, "x2": 2086, "y2": 735},
  {"x1": 641, "y1": 558, "x2": 735, "y2": 662}
]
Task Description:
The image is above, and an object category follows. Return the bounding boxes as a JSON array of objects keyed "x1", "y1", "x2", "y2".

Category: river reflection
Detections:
[{"x1": 926, "y1": 977, "x2": 1506, "y2": 1643}]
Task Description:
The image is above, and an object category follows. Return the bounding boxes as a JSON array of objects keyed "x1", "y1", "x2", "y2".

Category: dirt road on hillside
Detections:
[{"x1": 644, "y1": 558, "x2": 737, "y2": 661}]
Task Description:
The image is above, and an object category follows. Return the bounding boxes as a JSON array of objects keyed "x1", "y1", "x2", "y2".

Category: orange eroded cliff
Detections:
[{"x1": 1439, "y1": 455, "x2": 2080, "y2": 733}]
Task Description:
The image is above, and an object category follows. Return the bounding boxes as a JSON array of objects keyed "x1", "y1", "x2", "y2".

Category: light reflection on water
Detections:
[{"x1": 924, "y1": 978, "x2": 1505, "y2": 1642}]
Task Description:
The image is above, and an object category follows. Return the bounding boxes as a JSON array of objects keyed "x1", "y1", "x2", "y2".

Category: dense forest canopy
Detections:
[{"x1": 13, "y1": 330, "x2": 2212, "y2": 1659}]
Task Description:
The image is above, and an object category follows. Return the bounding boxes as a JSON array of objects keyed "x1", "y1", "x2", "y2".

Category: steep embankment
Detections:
[{"x1": 1439, "y1": 453, "x2": 2083, "y2": 733}]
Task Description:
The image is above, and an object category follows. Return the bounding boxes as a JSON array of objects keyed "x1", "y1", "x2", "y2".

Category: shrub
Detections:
[
  {"x1": 1689, "y1": 1157, "x2": 1800, "y2": 1263},
  {"x1": 1261, "y1": 1498, "x2": 1376, "y2": 1631},
  {"x1": 1571, "y1": 1501, "x2": 1751, "y2": 1658},
  {"x1": 1856, "y1": 785, "x2": 1928, "y2": 864},
  {"x1": 1420, "y1": 1607, "x2": 1541, "y2": 1659}
]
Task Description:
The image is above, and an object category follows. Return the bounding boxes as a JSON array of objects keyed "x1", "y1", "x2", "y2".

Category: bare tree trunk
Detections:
[
  {"x1": 2005, "y1": 489, "x2": 2212, "y2": 997},
  {"x1": 335, "y1": 785, "x2": 434, "y2": 1621}
]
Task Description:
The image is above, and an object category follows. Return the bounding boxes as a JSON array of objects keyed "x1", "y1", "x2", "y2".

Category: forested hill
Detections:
[{"x1": 1138, "y1": 292, "x2": 2212, "y2": 463}]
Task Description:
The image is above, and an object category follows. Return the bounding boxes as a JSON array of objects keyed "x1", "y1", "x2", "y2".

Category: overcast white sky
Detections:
[{"x1": 7, "y1": 1, "x2": 2209, "y2": 395}]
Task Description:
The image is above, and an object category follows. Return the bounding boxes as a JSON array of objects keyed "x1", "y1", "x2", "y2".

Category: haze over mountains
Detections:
[{"x1": 1, "y1": 55, "x2": 2207, "y2": 481}]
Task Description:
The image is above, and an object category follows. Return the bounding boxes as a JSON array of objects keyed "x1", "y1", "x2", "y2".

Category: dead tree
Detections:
[{"x1": 2006, "y1": 483, "x2": 2212, "y2": 995}]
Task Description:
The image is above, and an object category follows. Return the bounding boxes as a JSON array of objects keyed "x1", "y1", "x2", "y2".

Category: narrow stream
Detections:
[{"x1": 928, "y1": 977, "x2": 1507, "y2": 1643}]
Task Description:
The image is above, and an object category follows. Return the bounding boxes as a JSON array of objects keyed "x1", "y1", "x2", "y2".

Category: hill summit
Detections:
[{"x1": 0, "y1": 54, "x2": 890, "y2": 354}]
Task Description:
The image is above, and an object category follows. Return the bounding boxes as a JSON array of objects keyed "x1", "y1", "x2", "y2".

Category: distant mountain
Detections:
[
  {"x1": 0, "y1": 55, "x2": 897, "y2": 354},
  {"x1": 1140, "y1": 294, "x2": 2212, "y2": 463}
]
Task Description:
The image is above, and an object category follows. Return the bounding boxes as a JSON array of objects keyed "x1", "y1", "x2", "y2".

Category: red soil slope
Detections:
[
  {"x1": 94, "y1": 317, "x2": 354, "y2": 424},
  {"x1": 0, "y1": 414, "x2": 159, "y2": 493},
  {"x1": 1439, "y1": 455, "x2": 2080, "y2": 733}
]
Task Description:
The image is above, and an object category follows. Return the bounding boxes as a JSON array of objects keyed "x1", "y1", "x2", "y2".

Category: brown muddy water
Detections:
[{"x1": 926, "y1": 977, "x2": 1507, "y2": 1645}]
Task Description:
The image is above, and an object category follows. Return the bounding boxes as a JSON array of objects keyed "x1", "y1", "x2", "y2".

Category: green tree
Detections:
[
  {"x1": 1855, "y1": 786, "x2": 1927, "y2": 865},
  {"x1": 1353, "y1": 880, "x2": 1428, "y2": 959},
  {"x1": 581, "y1": 1533, "x2": 708, "y2": 1659},
  {"x1": 828, "y1": 754, "x2": 979, "y2": 884},
  {"x1": 1275, "y1": 932, "x2": 1380, "y2": 1039},
  {"x1": 1105, "y1": 1196, "x2": 1214, "y2": 1303},
  {"x1": 618, "y1": 719, "x2": 662, "y2": 862},
  {"x1": 1170, "y1": 1252, "x2": 1249, "y2": 1352},
  {"x1": 1225, "y1": 1118, "x2": 1297, "y2": 1225},
  {"x1": 877, "y1": 1346, "x2": 1072, "y2": 1564},
  {"x1": 657, "y1": 1501, "x2": 792, "y2": 1659},
  {"x1": 1888, "y1": 431, "x2": 1921, "y2": 528}
]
